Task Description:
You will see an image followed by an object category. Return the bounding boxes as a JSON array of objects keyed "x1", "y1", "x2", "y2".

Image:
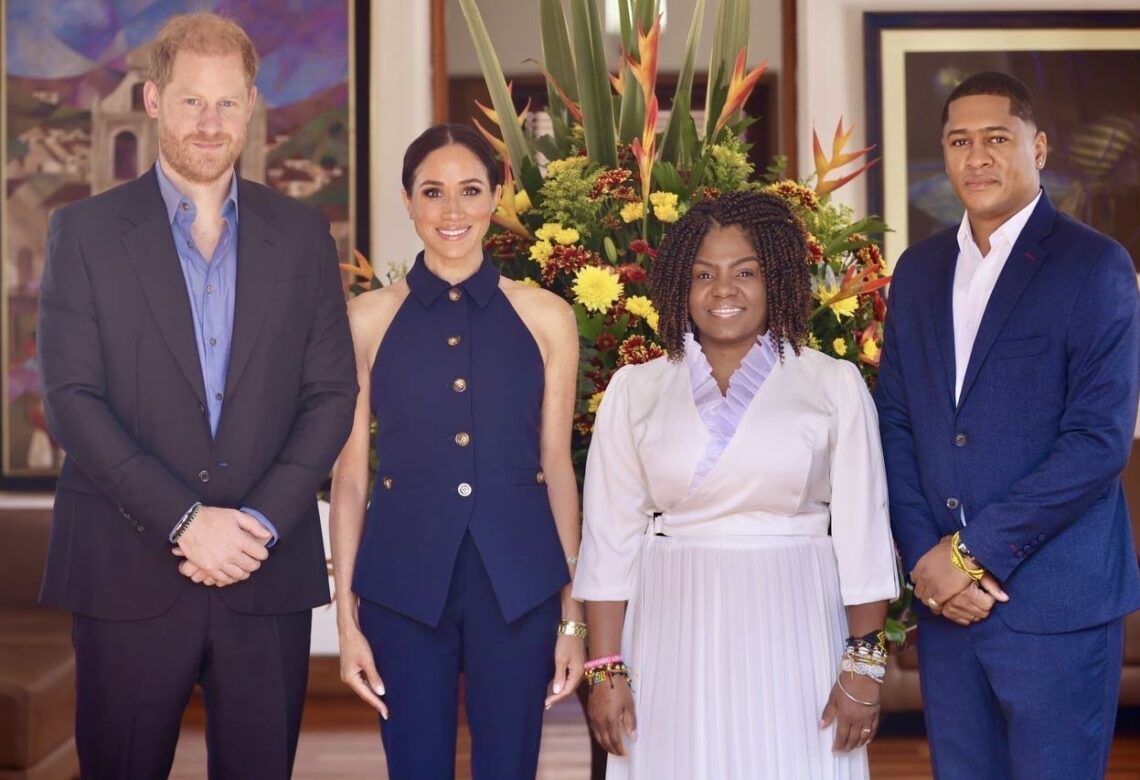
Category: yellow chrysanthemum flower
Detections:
[
  {"x1": 624, "y1": 295, "x2": 654, "y2": 319},
  {"x1": 587, "y1": 391, "x2": 605, "y2": 414},
  {"x1": 554, "y1": 227, "x2": 580, "y2": 246},
  {"x1": 529, "y1": 240, "x2": 554, "y2": 266},
  {"x1": 514, "y1": 189, "x2": 532, "y2": 214},
  {"x1": 862, "y1": 338, "x2": 880, "y2": 361},
  {"x1": 519, "y1": 277, "x2": 540, "y2": 288},
  {"x1": 817, "y1": 282, "x2": 858, "y2": 320},
  {"x1": 620, "y1": 201, "x2": 645, "y2": 223},
  {"x1": 650, "y1": 191, "x2": 681, "y2": 223},
  {"x1": 572, "y1": 266, "x2": 624, "y2": 314},
  {"x1": 833, "y1": 337, "x2": 848, "y2": 356},
  {"x1": 535, "y1": 223, "x2": 562, "y2": 242}
]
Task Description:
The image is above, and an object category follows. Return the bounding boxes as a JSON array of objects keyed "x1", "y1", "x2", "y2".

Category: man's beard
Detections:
[{"x1": 160, "y1": 123, "x2": 245, "y2": 185}]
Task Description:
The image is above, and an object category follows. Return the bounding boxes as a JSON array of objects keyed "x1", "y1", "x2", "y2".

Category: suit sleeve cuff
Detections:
[{"x1": 240, "y1": 507, "x2": 279, "y2": 547}]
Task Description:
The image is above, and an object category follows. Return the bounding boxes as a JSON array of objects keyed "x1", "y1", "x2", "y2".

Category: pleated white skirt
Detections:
[{"x1": 607, "y1": 533, "x2": 869, "y2": 780}]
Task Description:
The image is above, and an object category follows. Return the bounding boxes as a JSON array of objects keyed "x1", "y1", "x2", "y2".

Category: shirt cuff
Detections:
[{"x1": 241, "y1": 507, "x2": 279, "y2": 547}]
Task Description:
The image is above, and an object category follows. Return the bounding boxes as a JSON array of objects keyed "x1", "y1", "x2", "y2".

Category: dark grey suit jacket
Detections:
[{"x1": 37, "y1": 166, "x2": 357, "y2": 620}]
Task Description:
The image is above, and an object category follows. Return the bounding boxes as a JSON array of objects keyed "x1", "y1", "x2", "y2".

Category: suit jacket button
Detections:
[
  {"x1": 457, "y1": 482, "x2": 472, "y2": 497},
  {"x1": 945, "y1": 497, "x2": 960, "y2": 510},
  {"x1": 448, "y1": 287, "x2": 462, "y2": 302},
  {"x1": 536, "y1": 471, "x2": 545, "y2": 484},
  {"x1": 455, "y1": 432, "x2": 471, "y2": 447},
  {"x1": 452, "y1": 378, "x2": 468, "y2": 393},
  {"x1": 382, "y1": 476, "x2": 393, "y2": 490},
  {"x1": 953, "y1": 433, "x2": 968, "y2": 447},
  {"x1": 198, "y1": 469, "x2": 210, "y2": 483},
  {"x1": 447, "y1": 336, "x2": 461, "y2": 347}
]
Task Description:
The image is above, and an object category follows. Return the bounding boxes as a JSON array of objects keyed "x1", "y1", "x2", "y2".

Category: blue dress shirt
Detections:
[{"x1": 156, "y1": 162, "x2": 278, "y2": 544}]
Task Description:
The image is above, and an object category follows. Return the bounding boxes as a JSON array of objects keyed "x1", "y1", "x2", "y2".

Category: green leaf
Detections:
[
  {"x1": 458, "y1": 0, "x2": 533, "y2": 178},
  {"x1": 617, "y1": 72, "x2": 646, "y2": 144},
  {"x1": 539, "y1": 0, "x2": 578, "y2": 132},
  {"x1": 633, "y1": 0, "x2": 657, "y2": 32},
  {"x1": 883, "y1": 618, "x2": 908, "y2": 645},
  {"x1": 521, "y1": 157, "x2": 545, "y2": 197},
  {"x1": 575, "y1": 306, "x2": 605, "y2": 340},
  {"x1": 659, "y1": 0, "x2": 705, "y2": 164},
  {"x1": 617, "y1": 0, "x2": 635, "y2": 53},
  {"x1": 534, "y1": 135, "x2": 563, "y2": 163},
  {"x1": 653, "y1": 161, "x2": 683, "y2": 193},
  {"x1": 704, "y1": 0, "x2": 750, "y2": 140},
  {"x1": 569, "y1": 0, "x2": 618, "y2": 168}
]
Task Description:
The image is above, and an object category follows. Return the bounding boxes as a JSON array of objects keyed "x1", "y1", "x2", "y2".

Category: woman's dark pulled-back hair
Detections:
[
  {"x1": 649, "y1": 191, "x2": 811, "y2": 363},
  {"x1": 401, "y1": 123, "x2": 503, "y2": 193}
]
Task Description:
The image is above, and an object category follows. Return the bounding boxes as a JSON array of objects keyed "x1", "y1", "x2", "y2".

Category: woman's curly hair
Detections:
[{"x1": 649, "y1": 191, "x2": 812, "y2": 363}]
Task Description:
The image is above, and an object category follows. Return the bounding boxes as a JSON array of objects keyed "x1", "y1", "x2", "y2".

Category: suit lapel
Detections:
[
  {"x1": 927, "y1": 235, "x2": 959, "y2": 411},
  {"x1": 121, "y1": 169, "x2": 206, "y2": 405},
  {"x1": 957, "y1": 194, "x2": 1055, "y2": 409},
  {"x1": 224, "y1": 180, "x2": 281, "y2": 398}
]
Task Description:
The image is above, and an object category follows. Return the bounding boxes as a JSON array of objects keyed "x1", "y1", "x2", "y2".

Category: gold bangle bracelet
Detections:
[{"x1": 558, "y1": 619, "x2": 588, "y2": 639}]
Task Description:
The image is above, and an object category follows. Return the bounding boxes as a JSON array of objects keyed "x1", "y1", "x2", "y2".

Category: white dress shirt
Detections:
[{"x1": 953, "y1": 192, "x2": 1041, "y2": 403}]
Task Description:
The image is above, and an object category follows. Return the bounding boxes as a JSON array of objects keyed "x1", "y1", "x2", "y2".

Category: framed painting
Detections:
[
  {"x1": 864, "y1": 11, "x2": 1140, "y2": 269},
  {"x1": 1, "y1": 0, "x2": 368, "y2": 487}
]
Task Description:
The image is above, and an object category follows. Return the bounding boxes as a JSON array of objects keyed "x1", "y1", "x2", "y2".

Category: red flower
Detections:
[
  {"x1": 541, "y1": 245, "x2": 601, "y2": 285},
  {"x1": 629, "y1": 239, "x2": 658, "y2": 259},
  {"x1": 872, "y1": 292, "x2": 887, "y2": 323},
  {"x1": 617, "y1": 335, "x2": 665, "y2": 367},
  {"x1": 596, "y1": 333, "x2": 618, "y2": 351},
  {"x1": 589, "y1": 168, "x2": 634, "y2": 200},
  {"x1": 618, "y1": 263, "x2": 647, "y2": 284}
]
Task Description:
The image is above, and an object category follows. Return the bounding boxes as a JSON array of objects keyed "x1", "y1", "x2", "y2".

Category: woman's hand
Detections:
[
  {"x1": 819, "y1": 674, "x2": 880, "y2": 752},
  {"x1": 587, "y1": 676, "x2": 637, "y2": 756},
  {"x1": 545, "y1": 634, "x2": 586, "y2": 708},
  {"x1": 338, "y1": 621, "x2": 388, "y2": 720}
]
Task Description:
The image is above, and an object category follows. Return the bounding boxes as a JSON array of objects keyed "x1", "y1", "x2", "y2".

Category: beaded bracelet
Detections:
[
  {"x1": 585, "y1": 662, "x2": 630, "y2": 689},
  {"x1": 585, "y1": 654, "x2": 623, "y2": 671}
]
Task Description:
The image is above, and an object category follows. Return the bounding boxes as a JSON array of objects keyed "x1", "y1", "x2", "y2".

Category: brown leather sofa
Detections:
[
  {"x1": 882, "y1": 443, "x2": 1140, "y2": 711},
  {"x1": 0, "y1": 505, "x2": 77, "y2": 780}
]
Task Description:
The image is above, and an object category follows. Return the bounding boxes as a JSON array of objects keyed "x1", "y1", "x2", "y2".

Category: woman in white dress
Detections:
[{"x1": 574, "y1": 192, "x2": 899, "y2": 779}]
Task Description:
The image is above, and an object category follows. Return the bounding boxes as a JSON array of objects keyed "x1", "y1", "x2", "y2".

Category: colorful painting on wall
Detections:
[{"x1": 1, "y1": 0, "x2": 357, "y2": 484}]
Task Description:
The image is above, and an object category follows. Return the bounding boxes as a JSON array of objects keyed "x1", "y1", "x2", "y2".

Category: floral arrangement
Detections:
[
  {"x1": 453, "y1": 0, "x2": 891, "y2": 454},
  {"x1": 344, "y1": 0, "x2": 908, "y2": 640}
]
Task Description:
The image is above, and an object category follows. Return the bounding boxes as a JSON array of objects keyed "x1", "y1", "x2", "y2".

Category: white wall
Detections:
[
  {"x1": 370, "y1": 1, "x2": 434, "y2": 273},
  {"x1": 797, "y1": 0, "x2": 1140, "y2": 215},
  {"x1": 446, "y1": 0, "x2": 780, "y2": 78}
]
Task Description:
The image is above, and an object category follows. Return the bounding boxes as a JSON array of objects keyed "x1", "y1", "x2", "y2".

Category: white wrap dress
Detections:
[{"x1": 574, "y1": 336, "x2": 899, "y2": 779}]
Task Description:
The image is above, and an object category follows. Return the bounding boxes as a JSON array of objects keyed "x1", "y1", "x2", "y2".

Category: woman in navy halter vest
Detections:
[{"x1": 328, "y1": 124, "x2": 586, "y2": 778}]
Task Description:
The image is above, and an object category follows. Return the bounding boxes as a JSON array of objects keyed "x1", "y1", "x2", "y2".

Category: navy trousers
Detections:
[
  {"x1": 72, "y1": 587, "x2": 311, "y2": 779},
  {"x1": 360, "y1": 533, "x2": 560, "y2": 780},
  {"x1": 917, "y1": 613, "x2": 1123, "y2": 779}
]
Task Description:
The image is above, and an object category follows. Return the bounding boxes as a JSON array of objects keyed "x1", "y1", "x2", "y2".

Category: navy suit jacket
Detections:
[
  {"x1": 874, "y1": 192, "x2": 1140, "y2": 634},
  {"x1": 37, "y1": 167, "x2": 357, "y2": 620}
]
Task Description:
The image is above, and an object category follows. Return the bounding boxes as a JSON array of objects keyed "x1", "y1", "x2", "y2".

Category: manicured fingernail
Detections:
[
  {"x1": 374, "y1": 684, "x2": 385, "y2": 696},
  {"x1": 553, "y1": 682, "x2": 563, "y2": 694},
  {"x1": 545, "y1": 702, "x2": 552, "y2": 710},
  {"x1": 381, "y1": 711, "x2": 388, "y2": 720}
]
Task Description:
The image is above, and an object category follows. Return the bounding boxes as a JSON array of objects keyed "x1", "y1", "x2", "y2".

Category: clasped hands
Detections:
[
  {"x1": 910, "y1": 535, "x2": 1009, "y2": 626},
  {"x1": 172, "y1": 506, "x2": 272, "y2": 587}
]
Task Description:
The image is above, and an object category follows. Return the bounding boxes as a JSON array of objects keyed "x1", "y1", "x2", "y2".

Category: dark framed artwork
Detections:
[
  {"x1": 1, "y1": 0, "x2": 368, "y2": 487},
  {"x1": 864, "y1": 11, "x2": 1140, "y2": 268}
]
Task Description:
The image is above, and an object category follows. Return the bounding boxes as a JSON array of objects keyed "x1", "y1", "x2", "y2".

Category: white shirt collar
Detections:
[{"x1": 956, "y1": 190, "x2": 1042, "y2": 257}]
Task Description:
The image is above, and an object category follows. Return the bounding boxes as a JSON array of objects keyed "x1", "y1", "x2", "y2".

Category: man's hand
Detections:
[
  {"x1": 912, "y1": 536, "x2": 1009, "y2": 617},
  {"x1": 911, "y1": 535, "x2": 973, "y2": 614},
  {"x1": 939, "y1": 575, "x2": 1008, "y2": 625},
  {"x1": 172, "y1": 507, "x2": 272, "y2": 586}
]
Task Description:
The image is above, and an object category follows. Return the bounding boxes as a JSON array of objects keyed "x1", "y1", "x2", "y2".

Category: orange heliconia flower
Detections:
[
  {"x1": 712, "y1": 49, "x2": 767, "y2": 137},
  {"x1": 813, "y1": 118, "x2": 879, "y2": 195}
]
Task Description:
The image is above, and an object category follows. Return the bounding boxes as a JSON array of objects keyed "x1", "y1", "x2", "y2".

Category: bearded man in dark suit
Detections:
[{"x1": 37, "y1": 11, "x2": 356, "y2": 778}]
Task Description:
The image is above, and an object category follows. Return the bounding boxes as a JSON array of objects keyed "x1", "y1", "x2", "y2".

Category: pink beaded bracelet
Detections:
[{"x1": 584, "y1": 654, "x2": 623, "y2": 671}]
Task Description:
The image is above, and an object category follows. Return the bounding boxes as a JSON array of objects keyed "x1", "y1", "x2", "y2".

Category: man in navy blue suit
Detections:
[{"x1": 875, "y1": 71, "x2": 1140, "y2": 778}]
